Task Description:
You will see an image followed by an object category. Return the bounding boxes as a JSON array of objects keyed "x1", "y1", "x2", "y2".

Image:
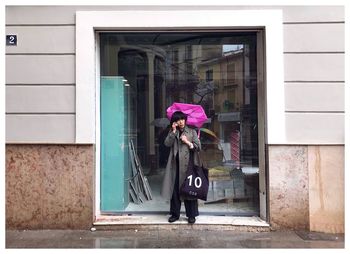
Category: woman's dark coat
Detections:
[{"x1": 161, "y1": 125, "x2": 201, "y2": 200}]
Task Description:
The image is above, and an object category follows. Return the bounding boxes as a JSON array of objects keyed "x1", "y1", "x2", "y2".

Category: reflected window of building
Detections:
[{"x1": 206, "y1": 69, "x2": 213, "y2": 82}]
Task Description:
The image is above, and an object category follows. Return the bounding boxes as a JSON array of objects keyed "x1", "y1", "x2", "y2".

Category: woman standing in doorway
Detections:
[{"x1": 161, "y1": 111, "x2": 201, "y2": 224}]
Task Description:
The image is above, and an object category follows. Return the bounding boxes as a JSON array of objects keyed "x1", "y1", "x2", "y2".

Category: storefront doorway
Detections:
[{"x1": 99, "y1": 31, "x2": 264, "y2": 216}]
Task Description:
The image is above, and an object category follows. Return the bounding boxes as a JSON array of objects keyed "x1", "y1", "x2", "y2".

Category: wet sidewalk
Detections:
[{"x1": 6, "y1": 228, "x2": 344, "y2": 248}]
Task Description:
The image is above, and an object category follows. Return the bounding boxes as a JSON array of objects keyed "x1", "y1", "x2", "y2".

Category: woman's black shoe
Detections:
[
  {"x1": 188, "y1": 217, "x2": 196, "y2": 224},
  {"x1": 168, "y1": 216, "x2": 179, "y2": 223}
]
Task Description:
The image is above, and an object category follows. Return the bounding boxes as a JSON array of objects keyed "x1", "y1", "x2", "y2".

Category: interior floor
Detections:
[{"x1": 125, "y1": 168, "x2": 259, "y2": 216}]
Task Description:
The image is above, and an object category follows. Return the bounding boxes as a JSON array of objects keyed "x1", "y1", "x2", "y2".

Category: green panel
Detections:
[{"x1": 100, "y1": 76, "x2": 129, "y2": 211}]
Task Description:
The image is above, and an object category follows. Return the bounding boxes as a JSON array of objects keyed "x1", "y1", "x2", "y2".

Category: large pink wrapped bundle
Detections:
[{"x1": 166, "y1": 102, "x2": 208, "y2": 128}]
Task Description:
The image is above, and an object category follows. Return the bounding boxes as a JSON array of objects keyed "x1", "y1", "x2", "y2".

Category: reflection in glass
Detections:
[{"x1": 100, "y1": 32, "x2": 259, "y2": 215}]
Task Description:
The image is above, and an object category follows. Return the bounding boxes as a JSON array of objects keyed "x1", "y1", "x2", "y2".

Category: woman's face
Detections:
[{"x1": 177, "y1": 119, "x2": 186, "y2": 129}]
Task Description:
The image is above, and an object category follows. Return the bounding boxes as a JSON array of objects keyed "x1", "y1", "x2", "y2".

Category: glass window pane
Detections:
[{"x1": 100, "y1": 32, "x2": 260, "y2": 216}]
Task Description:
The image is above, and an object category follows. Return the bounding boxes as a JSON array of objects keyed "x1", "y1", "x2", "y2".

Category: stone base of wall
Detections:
[
  {"x1": 6, "y1": 144, "x2": 344, "y2": 233},
  {"x1": 308, "y1": 146, "x2": 344, "y2": 234},
  {"x1": 269, "y1": 146, "x2": 309, "y2": 230},
  {"x1": 6, "y1": 145, "x2": 94, "y2": 229},
  {"x1": 268, "y1": 145, "x2": 344, "y2": 233}
]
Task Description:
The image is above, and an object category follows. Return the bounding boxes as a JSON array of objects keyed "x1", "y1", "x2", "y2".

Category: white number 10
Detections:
[{"x1": 187, "y1": 175, "x2": 202, "y2": 188}]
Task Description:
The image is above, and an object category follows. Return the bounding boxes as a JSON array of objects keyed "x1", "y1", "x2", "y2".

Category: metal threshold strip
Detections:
[{"x1": 94, "y1": 214, "x2": 269, "y2": 227}]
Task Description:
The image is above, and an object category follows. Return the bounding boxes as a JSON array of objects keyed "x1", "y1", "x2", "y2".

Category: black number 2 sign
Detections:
[{"x1": 6, "y1": 35, "x2": 17, "y2": 46}]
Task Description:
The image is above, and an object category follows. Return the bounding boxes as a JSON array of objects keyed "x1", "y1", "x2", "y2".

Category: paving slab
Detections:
[{"x1": 6, "y1": 229, "x2": 345, "y2": 249}]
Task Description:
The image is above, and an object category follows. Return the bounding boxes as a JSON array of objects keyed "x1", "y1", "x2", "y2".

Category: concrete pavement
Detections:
[{"x1": 6, "y1": 227, "x2": 345, "y2": 248}]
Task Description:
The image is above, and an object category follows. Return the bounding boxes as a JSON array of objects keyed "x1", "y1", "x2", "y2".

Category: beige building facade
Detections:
[{"x1": 5, "y1": 5, "x2": 344, "y2": 233}]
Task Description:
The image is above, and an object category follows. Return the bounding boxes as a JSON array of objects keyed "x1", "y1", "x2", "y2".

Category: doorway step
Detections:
[{"x1": 93, "y1": 214, "x2": 270, "y2": 231}]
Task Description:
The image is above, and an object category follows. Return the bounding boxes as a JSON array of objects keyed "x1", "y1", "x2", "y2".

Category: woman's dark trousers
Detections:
[{"x1": 170, "y1": 155, "x2": 199, "y2": 218}]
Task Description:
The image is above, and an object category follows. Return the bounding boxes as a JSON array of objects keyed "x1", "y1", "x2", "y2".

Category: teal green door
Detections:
[{"x1": 100, "y1": 76, "x2": 129, "y2": 211}]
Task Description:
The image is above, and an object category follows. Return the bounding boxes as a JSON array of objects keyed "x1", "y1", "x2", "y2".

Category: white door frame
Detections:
[{"x1": 75, "y1": 9, "x2": 285, "y2": 218}]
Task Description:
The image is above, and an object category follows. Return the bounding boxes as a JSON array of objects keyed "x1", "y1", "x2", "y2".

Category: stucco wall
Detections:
[
  {"x1": 6, "y1": 145, "x2": 94, "y2": 229},
  {"x1": 5, "y1": 5, "x2": 345, "y2": 144}
]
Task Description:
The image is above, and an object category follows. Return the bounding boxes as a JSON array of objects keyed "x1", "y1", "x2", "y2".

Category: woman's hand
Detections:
[
  {"x1": 180, "y1": 134, "x2": 194, "y2": 149},
  {"x1": 180, "y1": 134, "x2": 189, "y2": 143},
  {"x1": 171, "y1": 122, "x2": 178, "y2": 133}
]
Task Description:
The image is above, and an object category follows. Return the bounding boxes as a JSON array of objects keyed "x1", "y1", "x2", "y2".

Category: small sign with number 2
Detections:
[{"x1": 6, "y1": 35, "x2": 17, "y2": 46}]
